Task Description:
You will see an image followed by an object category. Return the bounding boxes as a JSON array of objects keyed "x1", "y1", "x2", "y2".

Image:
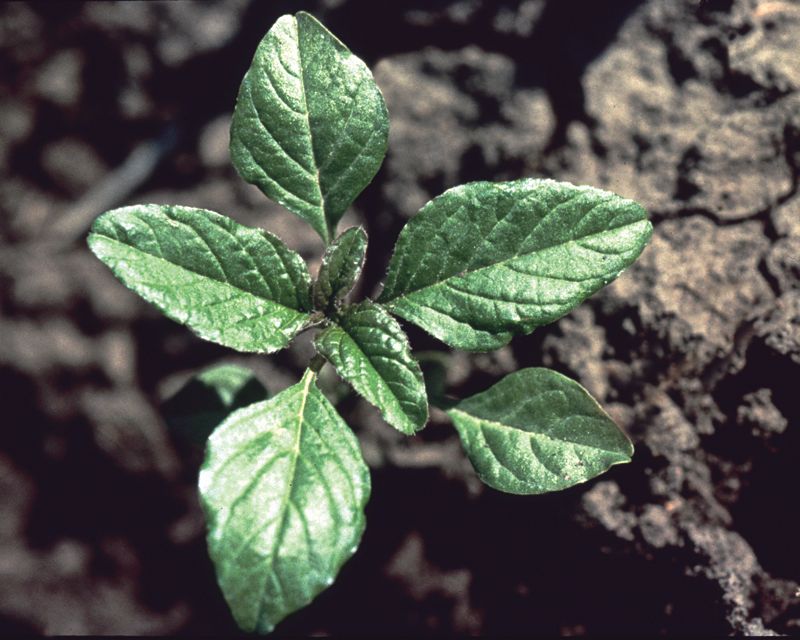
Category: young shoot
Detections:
[{"x1": 87, "y1": 12, "x2": 652, "y2": 633}]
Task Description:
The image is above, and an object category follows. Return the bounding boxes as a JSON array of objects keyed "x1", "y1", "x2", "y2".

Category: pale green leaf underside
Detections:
[
  {"x1": 230, "y1": 11, "x2": 389, "y2": 243},
  {"x1": 88, "y1": 205, "x2": 312, "y2": 353},
  {"x1": 163, "y1": 364, "x2": 269, "y2": 444},
  {"x1": 190, "y1": 364, "x2": 268, "y2": 407},
  {"x1": 379, "y1": 179, "x2": 653, "y2": 351},
  {"x1": 313, "y1": 226, "x2": 368, "y2": 310},
  {"x1": 447, "y1": 368, "x2": 633, "y2": 494},
  {"x1": 315, "y1": 301, "x2": 428, "y2": 435},
  {"x1": 199, "y1": 369, "x2": 371, "y2": 633}
]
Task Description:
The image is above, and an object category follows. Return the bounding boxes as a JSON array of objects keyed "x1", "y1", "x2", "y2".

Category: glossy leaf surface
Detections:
[
  {"x1": 312, "y1": 226, "x2": 367, "y2": 311},
  {"x1": 379, "y1": 179, "x2": 652, "y2": 351},
  {"x1": 163, "y1": 364, "x2": 269, "y2": 445},
  {"x1": 230, "y1": 11, "x2": 389, "y2": 242},
  {"x1": 199, "y1": 369, "x2": 371, "y2": 633},
  {"x1": 88, "y1": 204, "x2": 312, "y2": 353},
  {"x1": 315, "y1": 301, "x2": 427, "y2": 434},
  {"x1": 447, "y1": 368, "x2": 633, "y2": 494}
]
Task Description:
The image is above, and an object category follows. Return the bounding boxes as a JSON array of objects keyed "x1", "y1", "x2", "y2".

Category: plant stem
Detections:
[{"x1": 309, "y1": 353, "x2": 327, "y2": 374}]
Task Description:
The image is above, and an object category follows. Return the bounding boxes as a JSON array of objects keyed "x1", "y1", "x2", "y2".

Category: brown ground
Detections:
[{"x1": 1, "y1": 0, "x2": 798, "y2": 635}]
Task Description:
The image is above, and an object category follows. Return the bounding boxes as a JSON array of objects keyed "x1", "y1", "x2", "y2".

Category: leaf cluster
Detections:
[{"x1": 87, "y1": 12, "x2": 652, "y2": 634}]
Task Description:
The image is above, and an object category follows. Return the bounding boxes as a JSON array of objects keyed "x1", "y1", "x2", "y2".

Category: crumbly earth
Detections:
[{"x1": 1, "y1": 0, "x2": 798, "y2": 635}]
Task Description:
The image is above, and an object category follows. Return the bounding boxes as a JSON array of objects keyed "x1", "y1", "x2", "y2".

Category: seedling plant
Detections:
[{"x1": 88, "y1": 12, "x2": 652, "y2": 634}]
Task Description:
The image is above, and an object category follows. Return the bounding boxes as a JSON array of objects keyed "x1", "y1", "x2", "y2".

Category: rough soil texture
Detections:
[{"x1": 1, "y1": 0, "x2": 799, "y2": 635}]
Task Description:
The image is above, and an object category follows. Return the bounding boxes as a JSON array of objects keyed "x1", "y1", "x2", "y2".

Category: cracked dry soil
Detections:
[{"x1": 1, "y1": 0, "x2": 798, "y2": 635}]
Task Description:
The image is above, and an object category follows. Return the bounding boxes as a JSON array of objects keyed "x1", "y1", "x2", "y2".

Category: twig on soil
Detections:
[{"x1": 45, "y1": 126, "x2": 177, "y2": 248}]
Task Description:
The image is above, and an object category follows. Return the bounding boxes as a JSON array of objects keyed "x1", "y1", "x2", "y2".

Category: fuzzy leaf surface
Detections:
[
  {"x1": 447, "y1": 368, "x2": 633, "y2": 494},
  {"x1": 163, "y1": 364, "x2": 269, "y2": 445},
  {"x1": 88, "y1": 205, "x2": 312, "y2": 353},
  {"x1": 199, "y1": 369, "x2": 370, "y2": 633},
  {"x1": 378, "y1": 179, "x2": 652, "y2": 350},
  {"x1": 315, "y1": 301, "x2": 428, "y2": 435},
  {"x1": 312, "y1": 226, "x2": 367, "y2": 310},
  {"x1": 230, "y1": 11, "x2": 389, "y2": 242}
]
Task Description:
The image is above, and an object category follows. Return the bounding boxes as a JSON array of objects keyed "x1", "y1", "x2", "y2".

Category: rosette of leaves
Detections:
[{"x1": 87, "y1": 11, "x2": 652, "y2": 634}]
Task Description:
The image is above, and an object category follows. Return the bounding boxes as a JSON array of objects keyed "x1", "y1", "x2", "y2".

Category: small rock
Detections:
[
  {"x1": 98, "y1": 330, "x2": 136, "y2": 386},
  {"x1": 754, "y1": 291, "x2": 800, "y2": 364},
  {"x1": 729, "y1": 2, "x2": 800, "y2": 93},
  {"x1": 765, "y1": 237, "x2": 800, "y2": 293},
  {"x1": 42, "y1": 138, "x2": 107, "y2": 195},
  {"x1": 638, "y1": 504, "x2": 680, "y2": 548},
  {"x1": 5, "y1": 183, "x2": 54, "y2": 240},
  {"x1": 83, "y1": 2, "x2": 155, "y2": 32},
  {"x1": 155, "y1": 1, "x2": 247, "y2": 67},
  {"x1": 581, "y1": 481, "x2": 636, "y2": 541},
  {"x1": 0, "y1": 97, "x2": 34, "y2": 146},
  {"x1": 772, "y1": 195, "x2": 800, "y2": 237},
  {"x1": 737, "y1": 388, "x2": 788, "y2": 436},
  {"x1": 493, "y1": 0, "x2": 546, "y2": 36},
  {"x1": 35, "y1": 49, "x2": 83, "y2": 108},
  {"x1": 471, "y1": 346, "x2": 517, "y2": 378},
  {"x1": 0, "y1": 454, "x2": 34, "y2": 538},
  {"x1": 10, "y1": 249, "x2": 75, "y2": 310},
  {"x1": 0, "y1": 2, "x2": 44, "y2": 63},
  {"x1": 119, "y1": 45, "x2": 154, "y2": 119},
  {"x1": 645, "y1": 392, "x2": 700, "y2": 457},
  {"x1": 0, "y1": 318, "x2": 95, "y2": 374},
  {"x1": 198, "y1": 114, "x2": 231, "y2": 169}
]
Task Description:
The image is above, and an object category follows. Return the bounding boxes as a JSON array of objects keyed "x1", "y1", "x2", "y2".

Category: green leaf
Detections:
[
  {"x1": 199, "y1": 369, "x2": 371, "y2": 633},
  {"x1": 163, "y1": 364, "x2": 269, "y2": 445},
  {"x1": 312, "y1": 226, "x2": 368, "y2": 311},
  {"x1": 315, "y1": 301, "x2": 428, "y2": 435},
  {"x1": 378, "y1": 179, "x2": 652, "y2": 351},
  {"x1": 230, "y1": 11, "x2": 389, "y2": 243},
  {"x1": 88, "y1": 204, "x2": 313, "y2": 353},
  {"x1": 447, "y1": 368, "x2": 633, "y2": 494}
]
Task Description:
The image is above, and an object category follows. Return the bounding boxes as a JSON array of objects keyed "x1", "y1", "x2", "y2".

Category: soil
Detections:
[{"x1": 1, "y1": 0, "x2": 799, "y2": 635}]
